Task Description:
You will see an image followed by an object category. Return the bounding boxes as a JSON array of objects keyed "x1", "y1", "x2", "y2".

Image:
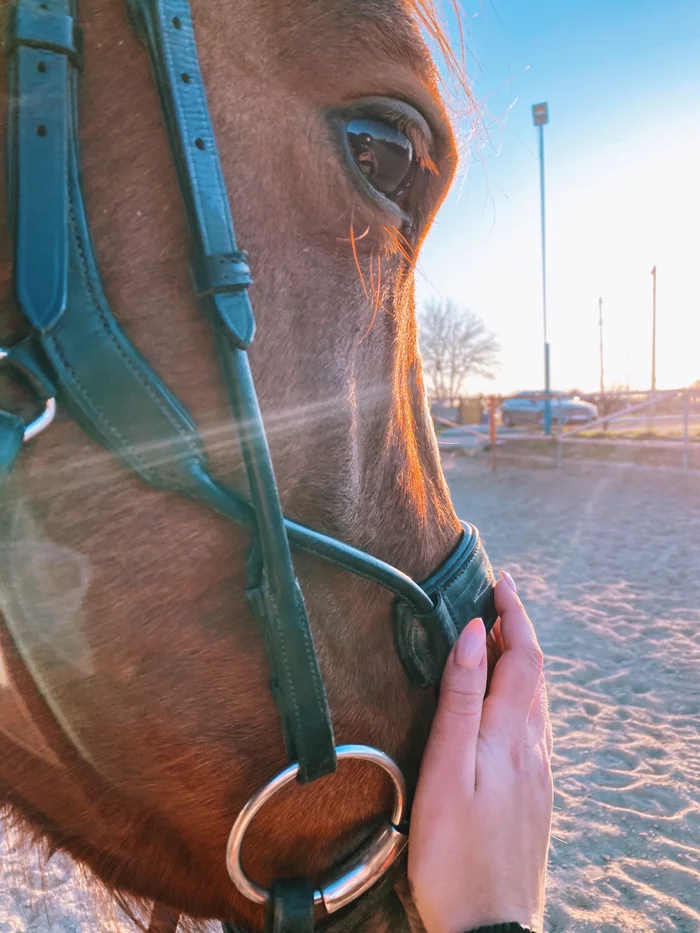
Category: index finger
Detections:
[{"x1": 482, "y1": 576, "x2": 544, "y2": 727}]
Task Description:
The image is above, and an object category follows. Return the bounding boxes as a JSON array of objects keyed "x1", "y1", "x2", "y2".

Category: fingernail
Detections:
[
  {"x1": 455, "y1": 617, "x2": 486, "y2": 669},
  {"x1": 499, "y1": 570, "x2": 517, "y2": 593}
]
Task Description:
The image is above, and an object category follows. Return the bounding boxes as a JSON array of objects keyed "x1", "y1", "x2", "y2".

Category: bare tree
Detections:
[{"x1": 419, "y1": 298, "x2": 500, "y2": 400}]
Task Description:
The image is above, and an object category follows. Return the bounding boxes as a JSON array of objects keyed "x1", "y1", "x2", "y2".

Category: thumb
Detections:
[{"x1": 424, "y1": 618, "x2": 487, "y2": 789}]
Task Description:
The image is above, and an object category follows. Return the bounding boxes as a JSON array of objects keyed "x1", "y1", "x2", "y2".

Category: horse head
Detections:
[{"x1": 0, "y1": 1, "x2": 498, "y2": 929}]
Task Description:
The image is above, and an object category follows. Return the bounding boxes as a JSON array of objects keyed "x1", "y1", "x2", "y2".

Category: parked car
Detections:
[{"x1": 501, "y1": 391, "x2": 598, "y2": 428}]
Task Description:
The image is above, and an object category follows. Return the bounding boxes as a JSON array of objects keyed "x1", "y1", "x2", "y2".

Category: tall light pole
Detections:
[
  {"x1": 598, "y1": 297, "x2": 605, "y2": 395},
  {"x1": 532, "y1": 102, "x2": 551, "y2": 435},
  {"x1": 650, "y1": 265, "x2": 657, "y2": 393}
]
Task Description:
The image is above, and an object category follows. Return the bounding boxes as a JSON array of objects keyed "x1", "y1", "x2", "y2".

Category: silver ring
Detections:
[
  {"x1": 23, "y1": 398, "x2": 56, "y2": 441},
  {"x1": 226, "y1": 744, "x2": 408, "y2": 914},
  {"x1": 0, "y1": 348, "x2": 57, "y2": 442}
]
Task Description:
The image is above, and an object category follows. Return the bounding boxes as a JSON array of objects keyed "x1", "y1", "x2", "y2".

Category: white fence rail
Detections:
[{"x1": 556, "y1": 390, "x2": 696, "y2": 470}]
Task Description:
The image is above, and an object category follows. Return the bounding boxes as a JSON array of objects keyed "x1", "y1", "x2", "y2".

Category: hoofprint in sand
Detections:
[{"x1": 2, "y1": 458, "x2": 699, "y2": 932}]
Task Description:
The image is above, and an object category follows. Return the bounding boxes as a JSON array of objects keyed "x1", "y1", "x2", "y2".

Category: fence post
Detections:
[
  {"x1": 683, "y1": 390, "x2": 690, "y2": 472},
  {"x1": 490, "y1": 395, "x2": 497, "y2": 472}
]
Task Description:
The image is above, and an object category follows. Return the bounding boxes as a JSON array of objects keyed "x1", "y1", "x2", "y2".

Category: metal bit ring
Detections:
[{"x1": 226, "y1": 744, "x2": 408, "y2": 914}]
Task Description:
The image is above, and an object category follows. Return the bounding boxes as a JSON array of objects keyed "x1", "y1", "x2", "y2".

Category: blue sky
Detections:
[{"x1": 418, "y1": 0, "x2": 700, "y2": 394}]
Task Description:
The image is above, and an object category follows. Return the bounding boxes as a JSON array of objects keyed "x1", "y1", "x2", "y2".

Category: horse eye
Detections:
[{"x1": 346, "y1": 118, "x2": 415, "y2": 198}]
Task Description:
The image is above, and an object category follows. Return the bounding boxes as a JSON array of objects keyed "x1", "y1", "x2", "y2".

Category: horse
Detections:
[{"x1": 0, "y1": 1, "x2": 499, "y2": 930}]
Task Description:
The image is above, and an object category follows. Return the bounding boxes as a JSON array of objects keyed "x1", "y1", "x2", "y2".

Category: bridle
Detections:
[{"x1": 2, "y1": 0, "x2": 498, "y2": 931}]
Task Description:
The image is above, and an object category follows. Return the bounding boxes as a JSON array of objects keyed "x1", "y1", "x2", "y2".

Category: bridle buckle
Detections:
[{"x1": 0, "y1": 347, "x2": 56, "y2": 442}]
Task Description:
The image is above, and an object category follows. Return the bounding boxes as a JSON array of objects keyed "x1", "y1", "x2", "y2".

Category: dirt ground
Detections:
[
  {"x1": 2, "y1": 456, "x2": 699, "y2": 931},
  {"x1": 445, "y1": 455, "x2": 700, "y2": 933}
]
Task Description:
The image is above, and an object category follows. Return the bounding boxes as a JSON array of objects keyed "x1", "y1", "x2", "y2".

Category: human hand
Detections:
[{"x1": 408, "y1": 573, "x2": 553, "y2": 933}]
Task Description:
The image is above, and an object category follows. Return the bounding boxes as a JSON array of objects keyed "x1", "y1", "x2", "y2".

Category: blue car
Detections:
[{"x1": 501, "y1": 391, "x2": 598, "y2": 428}]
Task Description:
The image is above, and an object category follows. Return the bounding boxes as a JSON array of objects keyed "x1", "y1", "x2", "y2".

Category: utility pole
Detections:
[
  {"x1": 532, "y1": 102, "x2": 551, "y2": 435},
  {"x1": 651, "y1": 265, "x2": 657, "y2": 393},
  {"x1": 598, "y1": 297, "x2": 605, "y2": 394}
]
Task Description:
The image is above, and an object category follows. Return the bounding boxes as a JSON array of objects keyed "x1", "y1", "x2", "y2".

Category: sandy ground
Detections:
[
  {"x1": 446, "y1": 457, "x2": 700, "y2": 933},
  {"x1": 2, "y1": 456, "x2": 699, "y2": 932}
]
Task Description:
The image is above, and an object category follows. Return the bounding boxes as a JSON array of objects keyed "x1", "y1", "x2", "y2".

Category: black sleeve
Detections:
[{"x1": 464, "y1": 925, "x2": 536, "y2": 933}]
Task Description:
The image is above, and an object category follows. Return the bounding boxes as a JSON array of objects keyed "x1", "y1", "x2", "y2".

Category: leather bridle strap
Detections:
[
  {"x1": 266, "y1": 879, "x2": 316, "y2": 933},
  {"x1": 127, "y1": 0, "x2": 338, "y2": 784},
  {"x1": 8, "y1": 0, "x2": 337, "y2": 786}
]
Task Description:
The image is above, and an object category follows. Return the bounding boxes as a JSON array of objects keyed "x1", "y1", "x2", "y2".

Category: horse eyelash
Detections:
[{"x1": 380, "y1": 110, "x2": 439, "y2": 176}]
